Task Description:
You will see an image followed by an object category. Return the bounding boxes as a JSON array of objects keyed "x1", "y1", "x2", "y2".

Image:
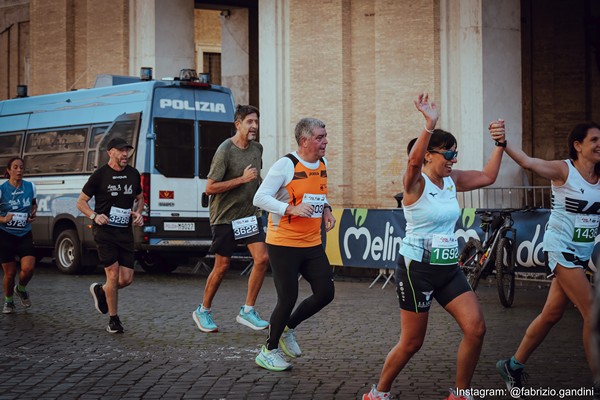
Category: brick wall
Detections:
[
  {"x1": 289, "y1": 0, "x2": 439, "y2": 208},
  {"x1": 29, "y1": 0, "x2": 128, "y2": 95},
  {"x1": 0, "y1": 1, "x2": 29, "y2": 99}
]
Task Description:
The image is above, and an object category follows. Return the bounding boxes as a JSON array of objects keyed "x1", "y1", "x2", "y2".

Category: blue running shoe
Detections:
[
  {"x1": 496, "y1": 359, "x2": 527, "y2": 399},
  {"x1": 255, "y1": 345, "x2": 291, "y2": 371},
  {"x1": 236, "y1": 306, "x2": 269, "y2": 330},
  {"x1": 192, "y1": 306, "x2": 218, "y2": 332}
]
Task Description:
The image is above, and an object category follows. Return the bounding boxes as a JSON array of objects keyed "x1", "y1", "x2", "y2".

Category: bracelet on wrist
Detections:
[
  {"x1": 424, "y1": 125, "x2": 435, "y2": 134},
  {"x1": 494, "y1": 140, "x2": 507, "y2": 148}
]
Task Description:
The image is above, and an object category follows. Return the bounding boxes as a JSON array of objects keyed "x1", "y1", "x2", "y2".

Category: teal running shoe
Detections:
[
  {"x1": 192, "y1": 306, "x2": 218, "y2": 332},
  {"x1": 236, "y1": 306, "x2": 269, "y2": 330}
]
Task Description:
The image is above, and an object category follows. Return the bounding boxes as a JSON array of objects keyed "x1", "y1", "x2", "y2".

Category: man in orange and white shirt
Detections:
[{"x1": 253, "y1": 117, "x2": 336, "y2": 372}]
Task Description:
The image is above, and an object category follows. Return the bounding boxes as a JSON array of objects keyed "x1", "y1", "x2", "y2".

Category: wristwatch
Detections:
[
  {"x1": 89, "y1": 212, "x2": 96, "y2": 220},
  {"x1": 495, "y1": 140, "x2": 507, "y2": 148}
]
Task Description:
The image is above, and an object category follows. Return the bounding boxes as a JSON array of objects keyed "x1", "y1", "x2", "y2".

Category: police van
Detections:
[{"x1": 0, "y1": 69, "x2": 235, "y2": 273}]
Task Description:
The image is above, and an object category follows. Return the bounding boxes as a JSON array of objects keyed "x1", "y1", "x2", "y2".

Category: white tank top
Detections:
[
  {"x1": 400, "y1": 174, "x2": 461, "y2": 264},
  {"x1": 544, "y1": 160, "x2": 600, "y2": 259}
]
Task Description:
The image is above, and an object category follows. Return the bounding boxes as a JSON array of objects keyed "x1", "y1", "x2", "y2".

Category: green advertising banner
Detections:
[{"x1": 324, "y1": 208, "x2": 600, "y2": 274}]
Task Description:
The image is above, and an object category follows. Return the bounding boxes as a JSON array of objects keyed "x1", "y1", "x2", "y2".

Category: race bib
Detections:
[
  {"x1": 107, "y1": 206, "x2": 131, "y2": 228},
  {"x1": 573, "y1": 214, "x2": 599, "y2": 243},
  {"x1": 302, "y1": 193, "x2": 326, "y2": 218},
  {"x1": 232, "y1": 216, "x2": 259, "y2": 240},
  {"x1": 430, "y1": 234, "x2": 459, "y2": 265},
  {"x1": 6, "y1": 212, "x2": 27, "y2": 229}
]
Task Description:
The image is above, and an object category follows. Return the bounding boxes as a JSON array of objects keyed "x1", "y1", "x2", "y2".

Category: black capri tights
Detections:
[{"x1": 266, "y1": 244, "x2": 335, "y2": 350}]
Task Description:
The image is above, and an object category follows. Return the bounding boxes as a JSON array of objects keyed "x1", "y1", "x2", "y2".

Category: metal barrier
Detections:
[{"x1": 458, "y1": 186, "x2": 551, "y2": 209}]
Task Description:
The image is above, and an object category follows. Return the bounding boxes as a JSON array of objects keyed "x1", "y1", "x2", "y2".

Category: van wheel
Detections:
[
  {"x1": 138, "y1": 252, "x2": 178, "y2": 274},
  {"x1": 54, "y1": 229, "x2": 85, "y2": 274}
]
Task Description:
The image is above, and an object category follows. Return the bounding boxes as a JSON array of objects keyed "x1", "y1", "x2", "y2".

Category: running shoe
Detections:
[
  {"x1": 89, "y1": 283, "x2": 108, "y2": 314},
  {"x1": 255, "y1": 345, "x2": 292, "y2": 371},
  {"x1": 279, "y1": 327, "x2": 301, "y2": 358},
  {"x1": 362, "y1": 384, "x2": 390, "y2": 399},
  {"x1": 593, "y1": 382, "x2": 600, "y2": 400},
  {"x1": 444, "y1": 388, "x2": 474, "y2": 400},
  {"x1": 3, "y1": 301, "x2": 16, "y2": 314},
  {"x1": 496, "y1": 359, "x2": 527, "y2": 399},
  {"x1": 192, "y1": 306, "x2": 218, "y2": 332},
  {"x1": 14, "y1": 286, "x2": 31, "y2": 308},
  {"x1": 235, "y1": 306, "x2": 269, "y2": 330},
  {"x1": 107, "y1": 315, "x2": 124, "y2": 334}
]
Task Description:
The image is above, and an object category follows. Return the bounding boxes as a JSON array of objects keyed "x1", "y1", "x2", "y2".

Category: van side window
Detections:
[
  {"x1": 86, "y1": 125, "x2": 109, "y2": 171},
  {"x1": 96, "y1": 118, "x2": 138, "y2": 168},
  {"x1": 154, "y1": 118, "x2": 195, "y2": 178},
  {"x1": 23, "y1": 127, "x2": 87, "y2": 175},
  {"x1": 198, "y1": 121, "x2": 234, "y2": 178},
  {"x1": 0, "y1": 132, "x2": 24, "y2": 172}
]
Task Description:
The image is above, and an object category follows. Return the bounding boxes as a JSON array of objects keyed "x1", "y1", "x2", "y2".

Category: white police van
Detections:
[{"x1": 0, "y1": 69, "x2": 235, "y2": 273}]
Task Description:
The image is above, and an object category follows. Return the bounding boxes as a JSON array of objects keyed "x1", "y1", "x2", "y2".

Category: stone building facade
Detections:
[{"x1": 1, "y1": 0, "x2": 598, "y2": 208}]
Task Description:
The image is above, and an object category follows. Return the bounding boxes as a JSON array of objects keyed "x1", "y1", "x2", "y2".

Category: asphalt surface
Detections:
[{"x1": 0, "y1": 261, "x2": 593, "y2": 399}]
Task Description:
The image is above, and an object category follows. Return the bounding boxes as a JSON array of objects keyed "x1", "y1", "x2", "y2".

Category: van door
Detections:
[{"x1": 147, "y1": 87, "x2": 234, "y2": 249}]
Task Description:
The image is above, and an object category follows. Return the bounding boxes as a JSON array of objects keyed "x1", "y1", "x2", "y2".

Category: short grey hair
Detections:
[{"x1": 294, "y1": 118, "x2": 326, "y2": 145}]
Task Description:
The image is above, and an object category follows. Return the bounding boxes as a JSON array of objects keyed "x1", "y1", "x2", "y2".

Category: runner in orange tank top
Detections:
[{"x1": 253, "y1": 117, "x2": 336, "y2": 372}]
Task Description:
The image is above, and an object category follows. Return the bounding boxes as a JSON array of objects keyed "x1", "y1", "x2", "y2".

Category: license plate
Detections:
[{"x1": 164, "y1": 222, "x2": 195, "y2": 231}]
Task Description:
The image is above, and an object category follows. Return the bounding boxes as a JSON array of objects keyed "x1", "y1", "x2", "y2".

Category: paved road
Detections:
[{"x1": 0, "y1": 262, "x2": 592, "y2": 399}]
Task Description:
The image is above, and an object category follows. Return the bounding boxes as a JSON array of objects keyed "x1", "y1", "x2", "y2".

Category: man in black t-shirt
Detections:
[{"x1": 77, "y1": 137, "x2": 143, "y2": 334}]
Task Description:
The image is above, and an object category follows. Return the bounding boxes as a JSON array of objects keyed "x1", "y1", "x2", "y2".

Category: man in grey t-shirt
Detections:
[{"x1": 192, "y1": 105, "x2": 270, "y2": 333}]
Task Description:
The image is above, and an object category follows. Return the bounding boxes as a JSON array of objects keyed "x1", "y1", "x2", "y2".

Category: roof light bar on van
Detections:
[
  {"x1": 179, "y1": 81, "x2": 211, "y2": 88},
  {"x1": 179, "y1": 69, "x2": 198, "y2": 81}
]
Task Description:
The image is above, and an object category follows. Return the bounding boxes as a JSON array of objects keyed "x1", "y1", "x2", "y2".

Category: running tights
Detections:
[{"x1": 266, "y1": 244, "x2": 335, "y2": 350}]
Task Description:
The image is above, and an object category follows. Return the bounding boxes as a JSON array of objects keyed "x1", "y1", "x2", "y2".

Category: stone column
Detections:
[
  {"x1": 440, "y1": 0, "x2": 522, "y2": 207},
  {"x1": 129, "y1": 0, "x2": 194, "y2": 80},
  {"x1": 258, "y1": 0, "x2": 290, "y2": 170}
]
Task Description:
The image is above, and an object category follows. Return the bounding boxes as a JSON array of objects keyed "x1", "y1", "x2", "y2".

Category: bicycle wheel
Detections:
[
  {"x1": 459, "y1": 238, "x2": 484, "y2": 291},
  {"x1": 496, "y1": 237, "x2": 515, "y2": 307}
]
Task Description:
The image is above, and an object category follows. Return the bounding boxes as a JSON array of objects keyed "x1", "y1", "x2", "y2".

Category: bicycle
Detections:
[{"x1": 458, "y1": 209, "x2": 517, "y2": 308}]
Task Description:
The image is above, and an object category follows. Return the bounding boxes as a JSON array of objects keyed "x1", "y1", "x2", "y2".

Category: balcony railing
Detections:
[{"x1": 457, "y1": 186, "x2": 552, "y2": 209}]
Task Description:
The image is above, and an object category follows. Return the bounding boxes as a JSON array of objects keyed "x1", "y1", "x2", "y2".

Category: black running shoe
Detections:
[
  {"x1": 593, "y1": 382, "x2": 600, "y2": 400},
  {"x1": 107, "y1": 316, "x2": 124, "y2": 334},
  {"x1": 90, "y1": 283, "x2": 108, "y2": 314}
]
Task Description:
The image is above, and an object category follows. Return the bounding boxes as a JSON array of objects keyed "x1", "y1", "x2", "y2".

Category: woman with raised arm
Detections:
[
  {"x1": 363, "y1": 93, "x2": 506, "y2": 400},
  {"x1": 496, "y1": 122, "x2": 600, "y2": 399}
]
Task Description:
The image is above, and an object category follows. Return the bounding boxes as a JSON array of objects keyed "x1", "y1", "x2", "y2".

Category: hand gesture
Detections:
[
  {"x1": 2, "y1": 213, "x2": 14, "y2": 224},
  {"x1": 241, "y1": 165, "x2": 258, "y2": 183},
  {"x1": 488, "y1": 119, "x2": 505, "y2": 143},
  {"x1": 288, "y1": 203, "x2": 314, "y2": 218},
  {"x1": 414, "y1": 93, "x2": 438, "y2": 127},
  {"x1": 131, "y1": 210, "x2": 144, "y2": 226},
  {"x1": 323, "y1": 207, "x2": 336, "y2": 232}
]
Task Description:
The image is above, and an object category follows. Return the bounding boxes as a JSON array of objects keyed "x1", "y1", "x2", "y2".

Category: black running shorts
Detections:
[
  {"x1": 209, "y1": 223, "x2": 266, "y2": 257},
  {"x1": 0, "y1": 230, "x2": 35, "y2": 263},
  {"x1": 93, "y1": 225, "x2": 135, "y2": 269},
  {"x1": 395, "y1": 256, "x2": 471, "y2": 312}
]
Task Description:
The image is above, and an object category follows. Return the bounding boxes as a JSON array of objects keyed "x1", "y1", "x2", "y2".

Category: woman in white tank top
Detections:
[
  {"x1": 364, "y1": 93, "x2": 507, "y2": 400},
  {"x1": 495, "y1": 122, "x2": 600, "y2": 396}
]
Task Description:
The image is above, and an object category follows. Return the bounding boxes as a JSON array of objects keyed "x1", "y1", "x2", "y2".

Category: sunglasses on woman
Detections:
[{"x1": 428, "y1": 149, "x2": 458, "y2": 160}]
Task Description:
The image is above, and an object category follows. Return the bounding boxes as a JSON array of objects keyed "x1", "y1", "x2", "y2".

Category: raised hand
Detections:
[
  {"x1": 488, "y1": 119, "x2": 506, "y2": 143},
  {"x1": 414, "y1": 93, "x2": 438, "y2": 128}
]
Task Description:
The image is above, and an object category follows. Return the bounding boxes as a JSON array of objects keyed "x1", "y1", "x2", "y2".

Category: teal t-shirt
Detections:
[{"x1": 207, "y1": 139, "x2": 263, "y2": 225}]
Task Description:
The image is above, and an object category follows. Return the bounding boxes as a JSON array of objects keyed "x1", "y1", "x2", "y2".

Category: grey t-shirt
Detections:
[{"x1": 208, "y1": 138, "x2": 263, "y2": 225}]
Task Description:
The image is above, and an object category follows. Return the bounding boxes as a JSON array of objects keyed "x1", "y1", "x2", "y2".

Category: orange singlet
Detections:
[{"x1": 266, "y1": 154, "x2": 328, "y2": 248}]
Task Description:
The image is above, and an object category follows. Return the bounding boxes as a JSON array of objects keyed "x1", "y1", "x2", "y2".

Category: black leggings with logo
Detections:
[{"x1": 266, "y1": 244, "x2": 335, "y2": 350}]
